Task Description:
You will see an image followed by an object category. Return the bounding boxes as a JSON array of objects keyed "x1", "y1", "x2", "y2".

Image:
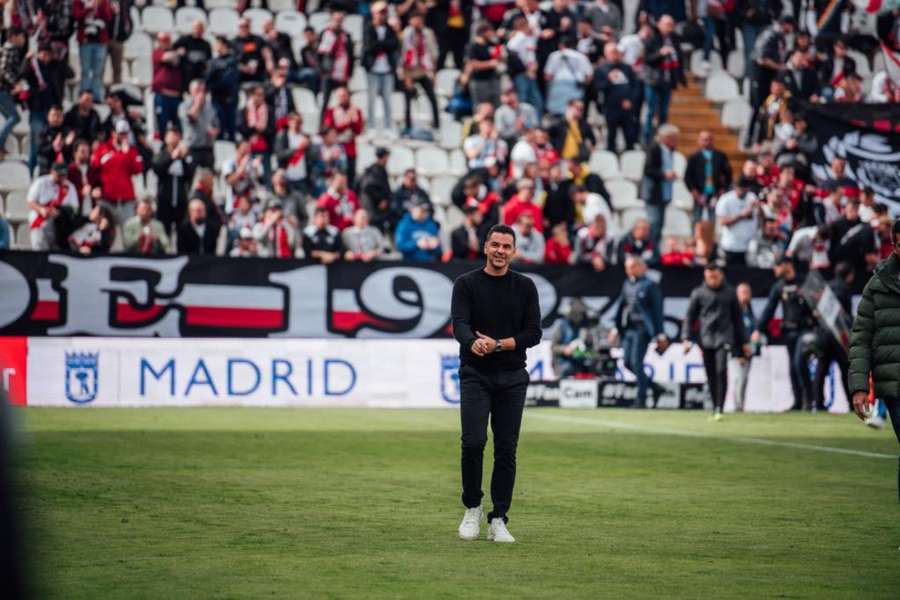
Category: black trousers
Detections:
[
  {"x1": 459, "y1": 364, "x2": 528, "y2": 523},
  {"x1": 404, "y1": 76, "x2": 440, "y2": 130},
  {"x1": 701, "y1": 346, "x2": 729, "y2": 411},
  {"x1": 437, "y1": 28, "x2": 468, "y2": 70},
  {"x1": 605, "y1": 109, "x2": 637, "y2": 152},
  {"x1": 813, "y1": 334, "x2": 849, "y2": 411},
  {"x1": 784, "y1": 332, "x2": 813, "y2": 410}
]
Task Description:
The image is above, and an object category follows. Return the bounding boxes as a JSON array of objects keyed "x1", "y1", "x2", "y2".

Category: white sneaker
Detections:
[
  {"x1": 458, "y1": 506, "x2": 483, "y2": 540},
  {"x1": 865, "y1": 414, "x2": 885, "y2": 429},
  {"x1": 487, "y1": 518, "x2": 515, "y2": 543}
]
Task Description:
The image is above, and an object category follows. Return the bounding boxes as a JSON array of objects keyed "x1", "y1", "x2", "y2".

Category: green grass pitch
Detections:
[{"x1": 14, "y1": 408, "x2": 900, "y2": 599}]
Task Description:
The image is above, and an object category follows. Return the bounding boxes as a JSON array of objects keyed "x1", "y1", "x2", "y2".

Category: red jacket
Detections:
[
  {"x1": 502, "y1": 195, "x2": 544, "y2": 233},
  {"x1": 322, "y1": 105, "x2": 364, "y2": 159},
  {"x1": 316, "y1": 189, "x2": 359, "y2": 230},
  {"x1": 544, "y1": 238, "x2": 572, "y2": 265},
  {"x1": 91, "y1": 141, "x2": 143, "y2": 202},
  {"x1": 73, "y1": 0, "x2": 113, "y2": 45}
]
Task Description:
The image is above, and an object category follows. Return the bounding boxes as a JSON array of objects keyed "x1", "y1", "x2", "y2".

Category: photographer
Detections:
[{"x1": 551, "y1": 298, "x2": 616, "y2": 379}]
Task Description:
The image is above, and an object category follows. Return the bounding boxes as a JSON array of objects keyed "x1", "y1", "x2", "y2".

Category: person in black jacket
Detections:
[
  {"x1": 640, "y1": 15, "x2": 685, "y2": 145},
  {"x1": 152, "y1": 123, "x2": 195, "y2": 236},
  {"x1": 684, "y1": 130, "x2": 733, "y2": 224},
  {"x1": 746, "y1": 15, "x2": 793, "y2": 147},
  {"x1": 752, "y1": 256, "x2": 817, "y2": 410},
  {"x1": 682, "y1": 262, "x2": 750, "y2": 420},
  {"x1": 358, "y1": 147, "x2": 393, "y2": 233},
  {"x1": 206, "y1": 36, "x2": 239, "y2": 142},
  {"x1": 450, "y1": 200, "x2": 487, "y2": 260},
  {"x1": 429, "y1": 0, "x2": 473, "y2": 69},
  {"x1": 23, "y1": 43, "x2": 74, "y2": 174},
  {"x1": 177, "y1": 198, "x2": 220, "y2": 255},
  {"x1": 362, "y1": 2, "x2": 400, "y2": 133},
  {"x1": 777, "y1": 51, "x2": 819, "y2": 101},
  {"x1": 63, "y1": 90, "x2": 102, "y2": 145},
  {"x1": 812, "y1": 261, "x2": 854, "y2": 412},
  {"x1": 818, "y1": 38, "x2": 856, "y2": 100},
  {"x1": 640, "y1": 124, "x2": 679, "y2": 247},
  {"x1": 594, "y1": 42, "x2": 639, "y2": 153}
]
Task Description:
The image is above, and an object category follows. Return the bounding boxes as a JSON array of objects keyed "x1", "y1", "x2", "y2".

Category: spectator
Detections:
[
  {"x1": 594, "y1": 42, "x2": 639, "y2": 152},
  {"x1": 692, "y1": 220, "x2": 720, "y2": 267},
  {"x1": 736, "y1": 0, "x2": 775, "y2": 81},
  {"x1": 230, "y1": 227, "x2": 259, "y2": 257},
  {"x1": 0, "y1": 27, "x2": 27, "y2": 160},
  {"x1": 505, "y1": 14, "x2": 543, "y2": 116},
  {"x1": 454, "y1": 173, "x2": 502, "y2": 227},
  {"x1": 302, "y1": 207, "x2": 344, "y2": 264},
  {"x1": 512, "y1": 212, "x2": 545, "y2": 264},
  {"x1": 684, "y1": 130, "x2": 733, "y2": 224},
  {"x1": 207, "y1": 36, "x2": 239, "y2": 141},
  {"x1": 222, "y1": 140, "x2": 263, "y2": 214},
  {"x1": 450, "y1": 199, "x2": 487, "y2": 261},
  {"x1": 174, "y1": 19, "x2": 212, "y2": 84},
  {"x1": 234, "y1": 16, "x2": 271, "y2": 84},
  {"x1": 151, "y1": 123, "x2": 194, "y2": 236},
  {"x1": 91, "y1": 119, "x2": 144, "y2": 225},
  {"x1": 747, "y1": 216, "x2": 787, "y2": 268},
  {"x1": 828, "y1": 199, "x2": 878, "y2": 283},
  {"x1": 716, "y1": 176, "x2": 759, "y2": 266},
  {"x1": 358, "y1": 147, "x2": 393, "y2": 232},
  {"x1": 544, "y1": 36, "x2": 592, "y2": 116},
  {"x1": 107, "y1": 0, "x2": 134, "y2": 85},
  {"x1": 68, "y1": 203, "x2": 115, "y2": 255},
  {"x1": 362, "y1": 2, "x2": 400, "y2": 136},
  {"x1": 266, "y1": 62, "x2": 296, "y2": 129},
  {"x1": 660, "y1": 235, "x2": 693, "y2": 266},
  {"x1": 586, "y1": 0, "x2": 622, "y2": 37},
  {"x1": 63, "y1": 90, "x2": 102, "y2": 144},
  {"x1": 152, "y1": 31, "x2": 185, "y2": 137},
  {"x1": 238, "y1": 84, "x2": 275, "y2": 184},
  {"x1": 67, "y1": 139, "x2": 94, "y2": 213},
  {"x1": 23, "y1": 42, "x2": 73, "y2": 173},
  {"x1": 400, "y1": 11, "x2": 440, "y2": 132},
  {"x1": 494, "y1": 88, "x2": 538, "y2": 146},
  {"x1": 746, "y1": 15, "x2": 793, "y2": 147},
  {"x1": 123, "y1": 198, "x2": 172, "y2": 254},
  {"x1": 261, "y1": 18, "x2": 295, "y2": 77},
  {"x1": 777, "y1": 50, "x2": 819, "y2": 102},
  {"x1": 465, "y1": 23, "x2": 502, "y2": 107},
  {"x1": 322, "y1": 86, "x2": 364, "y2": 185},
  {"x1": 432, "y1": 0, "x2": 473, "y2": 69},
  {"x1": 310, "y1": 128, "x2": 348, "y2": 195},
  {"x1": 641, "y1": 123, "x2": 679, "y2": 247},
  {"x1": 177, "y1": 198, "x2": 220, "y2": 255},
  {"x1": 297, "y1": 27, "x2": 322, "y2": 95},
  {"x1": 316, "y1": 172, "x2": 359, "y2": 231},
  {"x1": 228, "y1": 194, "x2": 260, "y2": 247},
  {"x1": 179, "y1": 79, "x2": 219, "y2": 170},
  {"x1": 317, "y1": 10, "x2": 355, "y2": 121},
  {"x1": 274, "y1": 112, "x2": 312, "y2": 194},
  {"x1": 537, "y1": 0, "x2": 577, "y2": 69},
  {"x1": 641, "y1": 15, "x2": 685, "y2": 145},
  {"x1": 545, "y1": 222, "x2": 573, "y2": 265},
  {"x1": 697, "y1": 0, "x2": 730, "y2": 70},
  {"x1": 463, "y1": 119, "x2": 508, "y2": 170},
  {"x1": 35, "y1": 106, "x2": 70, "y2": 176},
  {"x1": 858, "y1": 186, "x2": 877, "y2": 223},
  {"x1": 73, "y1": 0, "x2": 112, "y2": 101},
  {"x1": 395, "y1": 200, "x2": 442, "y2": 262},
  {"x1": 26, "y1": 162, "x2": 79, "y2": 250},
  {"x1": 342, "y1": 208, "x2": 386, "y2": 262},
  {"x1": 818, "y1": 38, "x2": 856, "y2": 101},
  {"x1": 571, "y1": 183, "x2": 612, "y2": 231},
  {"x1": 616, "y1": 217, "x2": 657, "y2": 266},
  {"x1": 574, "y1": 213, "x2": 612, "y2": 271},
  {"x1": 502, "y1": 179, "x2": 544, "y2": 233},
  {"x1": 392, "y1": 168, "x2": 432, "y2": 222},
  {"x1": 253, "y1": 200, "x2": 299, "y2": 258},
  {"x1": 270, "y1": 169, "x2": 307, "y2": 231},
  {"x1": 190, "y1": 168, "x2": 224, "y2": 232},
  {"x1": 786, "y1": 223, "x2": 831, "y2": 271},
  {"x1": 549, "y1": 99, "x2": 594, "y2": 165}
]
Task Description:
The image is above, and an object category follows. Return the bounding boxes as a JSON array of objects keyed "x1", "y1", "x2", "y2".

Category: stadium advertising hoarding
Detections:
[{"x1": 0, "y1": 251, "x2": 776, "y2": 339}]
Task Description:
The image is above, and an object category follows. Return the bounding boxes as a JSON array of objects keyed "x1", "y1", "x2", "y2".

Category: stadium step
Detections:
[{"x1": 668, "y1": 78, "x2": 748, "y2": 176}]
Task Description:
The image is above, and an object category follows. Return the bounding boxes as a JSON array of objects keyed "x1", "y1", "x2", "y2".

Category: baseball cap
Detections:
[
  {"x1": 115, "y1": 120, "x2": 131, "y2": 134},
  {"x1": 51, "y1": 162, "x2": 68, "y2": 174}
]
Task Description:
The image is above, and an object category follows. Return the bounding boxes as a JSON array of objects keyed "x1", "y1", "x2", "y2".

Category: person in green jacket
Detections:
[{"x1": 848, "y1": 220, "x2": 900, "y2": 496}]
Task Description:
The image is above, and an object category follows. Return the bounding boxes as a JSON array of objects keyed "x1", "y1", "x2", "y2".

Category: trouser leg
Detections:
[
  {"x1": 625, "y1": 330, "x2": 650, "y2": 407},
  {"x1": 732, "y1": 357, "x2": 750, "y2": 411},
  {"x1": 487, "y1": 368, "x2": 528, "y2": 524},
  {"x1": 702, "y1": 347, "x2": 728, "y2": 411},
  {"x1": 459, "y1": 366, "x2": 490, "y2": 509},
  {"x1": 419, "y1": 76, "x2": 440, "y2": 129}
]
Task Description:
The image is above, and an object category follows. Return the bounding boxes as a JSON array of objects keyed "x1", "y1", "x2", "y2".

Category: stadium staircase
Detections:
[{"x1": 668, "y1": 77, "x2": 747, "y2": 176}]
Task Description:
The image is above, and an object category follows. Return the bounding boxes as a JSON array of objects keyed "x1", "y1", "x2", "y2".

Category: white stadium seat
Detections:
[
  {"x1": 848, "y1": 50, "x2": 871, "y2": 78},
  {"x1": 690, "y1": 49, "x2": 723, "y2": 78},
  {"x1": 672, "y1": 180, "x2": 693, "y2": 210},
  {"x1": 308, "y1": 11, "x2": 330, "y2": 33},
  {"x1": 141, "y1": 6, "x2": 174, "y2": 35},
  {"x1": 0, "y1": 162, "x2": 32, "y2": 193},
  {"x1": 588, "y1": 150, "x2": 620, "y2": 179},
  {"x1": 415, "y1": 147, "x2": 449, "y2": 177},
  {"x1": 721, "y1": 98, "x2": 752, "y2": 130},
  {"x1": 5, "y1": 189, "x2": 29, "y2": 221},
  {"x1": 268, "y1": 0, "x2": 297, "y2": 11},
  {"x1": 124, "y1": 31, "x2": 153, "y2": 61},
  {"x1": 605, "y1": 178, "x2": 641, "y2": 210},
  {"x1": 348, "y1": 68, "x2": 368, "y2": 93},
  {"x1": 15, "y1": 222, "x2": 29, "y2": 248},
  {"x1": 275, "y1": 11, "x2": 307, "y2": 38},
  {"x1": 448, "y1": 149, "x2": 467, "y2": 176},
  {"x1": 726, "y1": 50, "x2": 745, "y2": 79},
  {"x1": 620, "y1": 207, "x2": 647, "y2": 232},
  {"x1": 705, "y1": 73, "x2": 740, "y2": 103},
  {"x1": 387, "y1": 146, "x2": 415, "y2": 176},
  {"x1": 214, "y1": 140, "x2": 236, "y2": 172},
  {"x1": 663, "y1": 206, "x2": 693, "y2": 238},
  {"x1": 130, "y1": 56, "x2": 153, "y2": 87},
  {"x1": 174, "y1": 7, "x2": 207, "y2": 34},
  {"x1": 620, "y1": 149, "x2": 645, "y2": 181},
  {"x1": 244, "y1": 8, "x2": 273, "y2": 35},
  {"x1": 209, "y1": 8, "x2": 240, "y2": 37},
  {"x1": 673, "y1": 151, "x2": 687, "y2": 179},
  {"x1": 435, "y1": 69, "x2": 461, "y2": 99},
  {"x1": 356, "y1": 143, "x2": 376, "y2": 175},
  {"x1": 205, "y1": 0, "x2": 237, "y2": 8},
  {"x1": 344, "y1": 14, "x2": 363, "y2": 40},
  {"x1": 429, "y1": 175, "x2": 457, "y2": 207},
  {"x1": 438, "y1": 120, "x2": 463, "y2": 149},
  {"x1": 292, "y1": 88, "x2": 318, "y2": 111}
]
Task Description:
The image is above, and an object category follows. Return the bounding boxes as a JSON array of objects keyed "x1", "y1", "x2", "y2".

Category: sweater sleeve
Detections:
[
  {"x1": 513, "y1": 277, "x2": 543, "y2": 349},
  {"x1": 755, "y1": 282, "x2": 781, "y2": 335},
  {"x1": 450, "y1": 278, "x2": 477, "y2": 351},
  {"x1": 681, "y1": 289, "x2": 698, "y2": 342}
]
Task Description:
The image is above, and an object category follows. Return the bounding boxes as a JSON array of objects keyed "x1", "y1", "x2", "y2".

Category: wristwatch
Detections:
[{"x1": 493, "y1": 339, "x2": 503, "y2": 353}]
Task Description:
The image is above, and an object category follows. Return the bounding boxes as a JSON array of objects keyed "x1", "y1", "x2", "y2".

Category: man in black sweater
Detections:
[
  {"x1": 451, "y1": 223, "x2": 542, "y2": 544},
  {"x1": 682, "y1": 262, "x2": 750, "y2": 420}
]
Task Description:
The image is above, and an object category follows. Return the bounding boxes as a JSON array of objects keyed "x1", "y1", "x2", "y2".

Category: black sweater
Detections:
[
  {"x1": 451, "y1": 268, "x2": 542, "y2": 372},
  {"x1": 681, "y1": 283, "x2": 747, "y2": 350}
]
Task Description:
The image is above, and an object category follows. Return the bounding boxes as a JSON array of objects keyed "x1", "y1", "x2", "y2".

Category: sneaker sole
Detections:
[{"x1": 458, "y1": 531, "x2": 480, "y2": 541}]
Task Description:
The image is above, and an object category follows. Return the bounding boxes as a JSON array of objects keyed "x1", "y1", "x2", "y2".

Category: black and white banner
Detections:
[
  {"x1": 800, "y1": 101, "x2": 900, "y2": 212},
  {"x1": 0, "y1": 251, "x2": 778, "y2": 339}
]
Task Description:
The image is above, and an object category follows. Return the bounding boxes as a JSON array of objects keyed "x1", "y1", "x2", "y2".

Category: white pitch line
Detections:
[{"x1": 528, "y1": 412, "x2": 898, "y2": 460}]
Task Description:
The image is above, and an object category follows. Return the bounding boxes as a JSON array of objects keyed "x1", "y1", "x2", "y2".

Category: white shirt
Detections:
[
  {"x1": 509, "y1": 139, "x2": 537, "y2": 179},
  {"x1": 716, "y1": 189, "x2": 758, "y2": 252},
  {"x1": 582, "y1": 193, "x2": 616, "y2": 236},
  {"x1": 617, "y1": 34, "x2": 644, "y2": 69},
  {"x1": 544, "y1": 49, "x2": 592, "y2": 83},
  {"x1": 26, "y1": 175, "x2": 79, "y2": 227},
  {"x1": 507, "y1": 31, "x2": 537, "y2": 68}
]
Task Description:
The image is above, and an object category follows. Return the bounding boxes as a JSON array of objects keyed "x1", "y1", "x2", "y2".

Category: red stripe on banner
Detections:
[
  {"x1": 0, "y1": 337, "x2": 27, "y2": 406},
  {"x1": 185, "y1": 306, "x2": 284, "y2": 329},
  {"x1": 872, "y1": 119, "x2": 891, "y2": 132},
  {"x1": 332, "y1": 311, "x2": 392, "y2": 332},
  {"x1": 31, "y1": 301, "x2": 60, "y2": 321},
  {"x1": 116, "y1": 302, "x2": 165, "y2": 324}
]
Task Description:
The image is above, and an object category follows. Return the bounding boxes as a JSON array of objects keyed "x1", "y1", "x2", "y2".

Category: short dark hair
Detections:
[{"x1": 486, "y1": 224, "x2": 516, "y2": 246}]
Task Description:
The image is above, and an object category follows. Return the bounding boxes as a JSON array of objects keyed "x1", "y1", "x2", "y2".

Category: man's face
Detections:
[
  {"x1": 568, "y1": 102, "x2": 584, "y2": 120},
  {"x1": 164, "y1": 129, "x2": 180, "y2": 147},
  {"x1": 78, "y1": 92, "x2": 93, "y2": 111},
  {"x1": 37, "y1": 49, "x2": 51, "y2": 64},
  {"x1": 332, "y1": 174, "x2": 346, "y2": 193},
  {"x1": 189, "y1": 202, "x2": 206, "y2": 224},
  {"x1": 192, "y1": 20, "x2": 205, "y2": 38},
  {"x1": 704, "y1": 268, "x2": 723, "y2": 288},
  {"x1": 519, "y1": 184, "x2": 533, "y2": 202},
  {"x1": 403, "y1": 171, "x2": 416, "y2": 187},
  {"x1": 48, "y1": 109, "x2": 63, "y2": 127},
  {"x1": 603, "y1": 43, "x2": 618, "y2": 63},
  {"x1": 624, "y1": 257, "x2": 643, "y2": 279},
  {"x1": 835, "y1": 42, "x2": 847, "y2": 57},
  {"x1": 634, "y1": 220, "x2": 649, "y2": 240},
  {"x1": 75, "y1": 144, "x2": 90, "y2": 162},
  {"x1": 737, "y1": 284, "x2": 751, "y2": 305},
  {"x1": 353, "y1": 209, "x2": 369, "y2": 228},
  {"x1": 314, "y1": 211, "x2": 329, "y2": 228},
  {"x1": 484, "y1": 232, "x2": 515, "y2": 269},
  {"x1": 845, "y1": 203, "x2": 859, "y2": 221},
  {"x1": 137, "y1": 202, "x2": 152, "y2": 221},
  {"x1": 518, "y1": 214, "x2": 534, "y2": 234},
  {"x1": 593, "y1": 215, "x2": 606, "y2": 237},
  {"x1": 658, "y1": 16, "x2": 674, "y2": 35},
  {"x1": 336, "y1": 88, "x2": 350, "y2": 106},
  {"x1": 238, "y1": 19, "x2": 250, "y2": 36},
  {"x1": 764, "y1": 221, "x2": 778, "y2": 238},
  {"x1": 330, "y1": 12, "x2": 344, "y2": 29},
  {"x1": 698, "y1": 132, "x2": 712, "y2": 150}
]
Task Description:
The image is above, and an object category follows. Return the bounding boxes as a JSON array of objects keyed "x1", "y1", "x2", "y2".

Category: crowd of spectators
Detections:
[{"x1": 0, "y1": 0, "x2": 894, "y2": 286}]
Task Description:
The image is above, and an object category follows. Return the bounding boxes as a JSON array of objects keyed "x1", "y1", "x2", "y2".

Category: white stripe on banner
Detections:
[{"x1": 528, "y1": 412, "x2": 897, "y2": 460}]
